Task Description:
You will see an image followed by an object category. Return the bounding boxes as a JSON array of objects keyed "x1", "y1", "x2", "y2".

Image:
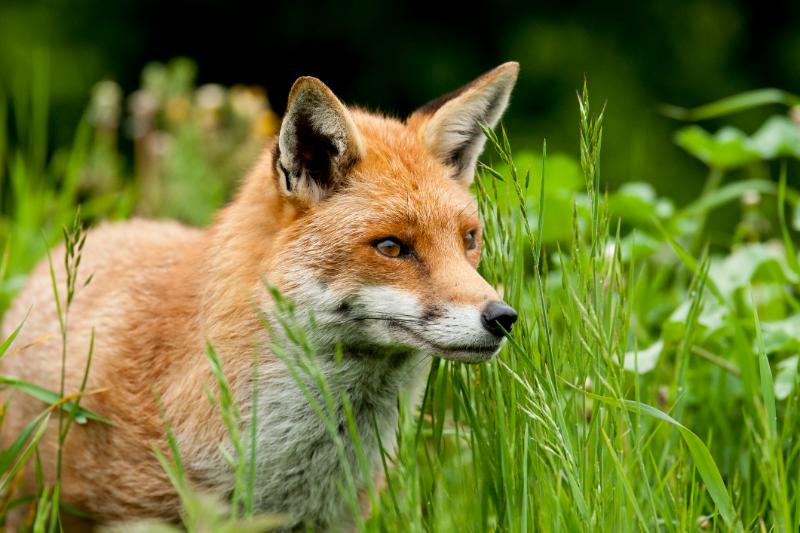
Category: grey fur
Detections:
[{"x1": 247, "y1": 350, "x2": 428, "y2": 530}]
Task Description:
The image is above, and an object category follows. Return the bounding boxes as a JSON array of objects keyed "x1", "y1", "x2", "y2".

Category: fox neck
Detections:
[{"x1": 200, "y1": 147, "x2": 293, "y2": 348}]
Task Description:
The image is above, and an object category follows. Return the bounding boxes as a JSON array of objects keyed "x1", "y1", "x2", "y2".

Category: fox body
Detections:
[{"x1": 1, "y1": 63, "x2": 519, "y2": 530}]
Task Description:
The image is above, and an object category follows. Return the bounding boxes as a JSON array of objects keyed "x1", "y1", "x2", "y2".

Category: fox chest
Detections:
[{"x1": 247, "y1": 355, "x2": 427, "y2": 528}]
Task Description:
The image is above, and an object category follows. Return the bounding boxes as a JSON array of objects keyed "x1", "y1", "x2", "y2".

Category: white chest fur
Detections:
[{"x1": 247, "y1": 352, "x2": 428, "y2": 529}]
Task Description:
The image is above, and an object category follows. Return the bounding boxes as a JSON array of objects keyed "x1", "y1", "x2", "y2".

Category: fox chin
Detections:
[{"x1": 0, "y1": 62, "x2": 519, "y2": 531}]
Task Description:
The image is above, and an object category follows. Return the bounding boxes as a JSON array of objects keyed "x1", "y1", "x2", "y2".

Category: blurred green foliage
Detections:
[
  {"x1": 1, "y1": 0, "x2": 798, "y2": 207},
  {"x1": 0, "y1": 56, "x2": 280, "y2": 311}
]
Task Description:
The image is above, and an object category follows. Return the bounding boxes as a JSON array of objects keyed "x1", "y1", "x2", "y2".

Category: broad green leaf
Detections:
[
  {"x1": 751, "y1": 283, "x2": 788, "y2": 321},
  {"x1": 530, "y1": 152, "x2": 584, "y2": 194},
  {"x1": 492, "y1": 151, "x2": 583, "y2": 200},
  {"x1": 660, "y1": 88, "x2": 800, "y2": 120},
  {"x1": 749, "y1": 116, "x2": 800, "y2": 159},
  {"x1": 774, "y1": 355, "x2": 798, "y2": 400},
  {"x1": 608, "y1": 182, "x2": 674, "y2": 226},
  {"x1": 675, "y1": 125, "x2": 761, "y2": 169},
  {"x1": 616, "y1": 231, "x2": 661, "y2": 262},
  {"x1": 760, "y1": 315, "x2": 800, "y2": 354},
  {"x1": 490, "y1": 151, "x2": 585, "y2": 245},
  {"x1": 710, "y1": 243, "x2": 798, "y2": 298},
  {"x1": 675, "y1": 115, "x2": 800, "y2": 170},
  {"x1": 623, "y1": 339, "x2": 663, "y2": 374},
  {"x1": 530, "y1": 191, "x2": 580, "y2": 244},
  {"x1": 681, "y1": 179, "x2": 776, "y2": 218},
  {"x1": 665, "y1": 297, "x2": 729, "y2": 341}
]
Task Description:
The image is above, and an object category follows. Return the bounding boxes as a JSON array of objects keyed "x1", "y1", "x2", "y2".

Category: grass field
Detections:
[{"x1": 2, "y1": 61, "x2": 800, "y2": 531}]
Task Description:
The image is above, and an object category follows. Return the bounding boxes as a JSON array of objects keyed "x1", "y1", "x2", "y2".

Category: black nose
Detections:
[{"x1": 481, "y1": 301, "x2": 518, "y2": 337}]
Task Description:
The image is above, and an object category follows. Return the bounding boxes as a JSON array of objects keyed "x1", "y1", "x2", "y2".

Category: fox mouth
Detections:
[{"x1": 389, "y1": 322, "x2": 502, "y2": 363}]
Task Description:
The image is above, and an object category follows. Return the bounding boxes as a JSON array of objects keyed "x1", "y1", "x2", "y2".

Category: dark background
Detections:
[{"x1": 1, "y1": 0, "x2": 798, "y2": 203}]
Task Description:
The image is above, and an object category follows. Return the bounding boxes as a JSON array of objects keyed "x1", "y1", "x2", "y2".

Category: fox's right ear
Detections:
[{"x1": 275, "y1": 77, "x2": 363, "y2": 203}]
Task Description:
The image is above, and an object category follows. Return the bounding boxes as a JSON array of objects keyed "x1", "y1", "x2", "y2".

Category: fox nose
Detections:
[{"x1": 481, "y1": 301, "x2": 518, "y2": 337}]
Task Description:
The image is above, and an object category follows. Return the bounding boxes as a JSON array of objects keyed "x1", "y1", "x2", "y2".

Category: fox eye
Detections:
[
  {"x1": 374, "y1": 238, "x2": 409, "y2": 259},
  {"x1": 464, "y1": 230, "x2": 478, "y2": 251}
]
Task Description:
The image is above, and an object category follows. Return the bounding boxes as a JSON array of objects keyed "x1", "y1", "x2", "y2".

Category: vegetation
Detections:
[{"x1": 2, "y1": 60, "x2": 800, "y2": 531}]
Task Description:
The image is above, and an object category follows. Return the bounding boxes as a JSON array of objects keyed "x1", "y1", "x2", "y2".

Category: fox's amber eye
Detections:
[
  {"x1": 375, "y1": 238, "x2": 404, "y2": 258},
  {"x1": 465, "y1": 231, "x2": 478, "y2": 251}
]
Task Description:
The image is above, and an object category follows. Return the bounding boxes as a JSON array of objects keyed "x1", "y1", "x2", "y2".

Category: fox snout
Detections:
[
  {"x1": 481, "y1": 301, "x2": 518, "y2": 337},
  {"x1": 408, "y1": 297, "x2": 517, "y2": 363}
]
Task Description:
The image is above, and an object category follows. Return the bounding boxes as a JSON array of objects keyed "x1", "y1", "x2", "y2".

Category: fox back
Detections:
[{"x1": 0, "y1": 62, "x2": 519, "y2": 530}]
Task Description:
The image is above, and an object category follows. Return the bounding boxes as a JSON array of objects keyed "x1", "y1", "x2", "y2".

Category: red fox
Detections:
[{"x1": 1, "y1": 62, "x2": 519, "y2": 530}]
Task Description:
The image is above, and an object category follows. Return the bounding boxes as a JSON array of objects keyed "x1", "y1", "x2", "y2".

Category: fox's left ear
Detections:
[{"x1": 408, "y1": 62, "x2": 519, "y2": 185}]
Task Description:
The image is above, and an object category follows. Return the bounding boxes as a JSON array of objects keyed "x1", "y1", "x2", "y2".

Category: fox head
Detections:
[{"x1": 265, "y1": 63, "x2": 519, "y2": 363}]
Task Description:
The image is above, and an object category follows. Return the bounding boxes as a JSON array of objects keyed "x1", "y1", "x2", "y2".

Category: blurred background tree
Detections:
[{"x1": 0, "y1": 0, "x2": 798, "y2": 205}]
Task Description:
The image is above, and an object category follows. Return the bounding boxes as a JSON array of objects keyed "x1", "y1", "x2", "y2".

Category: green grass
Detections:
[{"x1": 2, "y1": 61, "x2": 800, "y2": 531}]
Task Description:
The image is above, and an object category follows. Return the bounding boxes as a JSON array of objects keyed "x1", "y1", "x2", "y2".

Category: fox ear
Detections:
[
  {"x1": 408, "y1": 62, "x2": 518, "y2": 186},
  {"x1": 276, "y1": 77, "x2": 363, "y2": 203}
]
